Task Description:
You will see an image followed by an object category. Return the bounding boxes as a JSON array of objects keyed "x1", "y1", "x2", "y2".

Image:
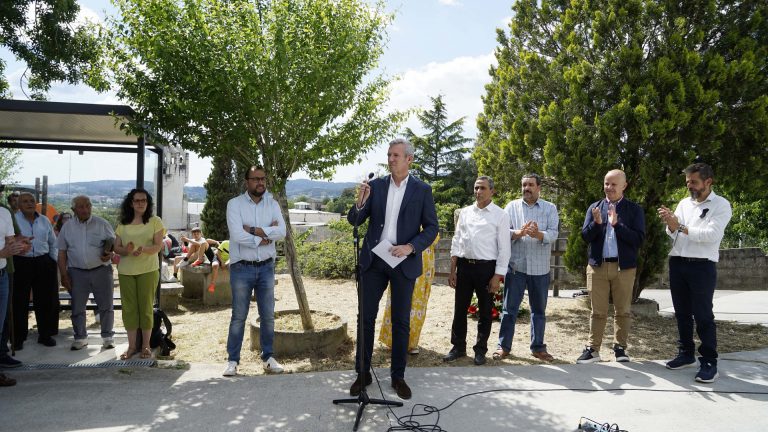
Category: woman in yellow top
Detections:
[
  {"x1": 113, "y1": 189, "x2": 164, "y2": 359},
  {"x1": 379, "y1": 234, "x2": 439, "y2": 354}
]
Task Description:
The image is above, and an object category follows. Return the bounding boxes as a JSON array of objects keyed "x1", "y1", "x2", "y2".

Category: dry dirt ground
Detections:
[{"x1": 64, "y1": 273, "x2": 768, "y2": 376}]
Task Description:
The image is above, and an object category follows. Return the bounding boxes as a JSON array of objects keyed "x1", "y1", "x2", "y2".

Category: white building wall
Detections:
[{"x1": 161, "y1": 147, "x2": 189, "y2": 230}]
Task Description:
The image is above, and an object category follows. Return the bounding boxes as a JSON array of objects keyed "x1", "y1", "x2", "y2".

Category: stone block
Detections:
[
  {"x1": 203, "y1": 267, "x2": 232, "y2": 306},
  {"x1": 160, "y1": 282, "x2": 184, "y2": 311}
]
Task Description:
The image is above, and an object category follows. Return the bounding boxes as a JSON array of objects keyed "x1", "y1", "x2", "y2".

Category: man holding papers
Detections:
[
  {"x1": 346, "y1": 138, "x2": 438, "y2": 400},
  {"x1": 444, "y1": 176, "x2": 511, "y2": 366}
]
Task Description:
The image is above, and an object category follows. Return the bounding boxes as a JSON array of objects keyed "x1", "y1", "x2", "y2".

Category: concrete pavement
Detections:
[{"x1": 1, "y1": 287, "x2": 767, "y2": 431}]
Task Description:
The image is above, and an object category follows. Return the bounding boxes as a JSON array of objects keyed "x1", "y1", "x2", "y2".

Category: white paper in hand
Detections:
[{"x1": 372, "y1": 239, "x2": 407, "y2": 269}]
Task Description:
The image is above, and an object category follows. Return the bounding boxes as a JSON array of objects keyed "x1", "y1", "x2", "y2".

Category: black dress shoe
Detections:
[
  {"x1": 349, "y1": 371, "x2": 373, "y2": 396},
  {"x1": 38, "y1": 337, "x2": 56, "y2": 347},
  {"x1": 473, "y1": 353, "x2": 487, "y2": 366},
  {"x1": 391, "y1": 378, "x2": 412, "y2": 400},
  {"x1": 443, "y1": 348, "x2": 466, "y2": 362}
]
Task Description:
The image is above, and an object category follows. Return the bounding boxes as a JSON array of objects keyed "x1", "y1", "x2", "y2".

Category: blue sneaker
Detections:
[
  {"x1": 666, "y1": 353, "x2": 696, "y2": 370},
  {"x1": 0, "y1": 354, "x2": 22, "y2": 368},
  {"x1": 695, "y1": 359, "x2": 719, "y2": 383}
]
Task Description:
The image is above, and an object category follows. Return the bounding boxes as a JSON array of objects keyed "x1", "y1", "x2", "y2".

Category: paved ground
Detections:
[{"x1": 1, "y1": 288, "x2": 766, "y2": 431}]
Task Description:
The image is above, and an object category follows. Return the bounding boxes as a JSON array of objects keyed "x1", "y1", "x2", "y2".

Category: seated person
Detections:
[
  {"x1": 207, "y1": 239, "x2": 230, "y2": 293},
  {"x1": 172, "y1": 227, "x2": 222, "y2": 278}
]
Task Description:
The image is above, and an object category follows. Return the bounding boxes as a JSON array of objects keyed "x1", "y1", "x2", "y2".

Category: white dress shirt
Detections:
[
  {"x1": 451, "y1": 202, "x2": 511, "y2": 275},
  {"x1": 226, "y1": 191, "x2": 286, "y2": 264},
  {"x1": 666, "y1": 190, "x2": 732, "y2": 262},
  {"x1": 0, "y1": 207, "x2": 14, "y2": 270},
  {"x1": 382, "y1": 175, "x2": 409, "y2": 245}
]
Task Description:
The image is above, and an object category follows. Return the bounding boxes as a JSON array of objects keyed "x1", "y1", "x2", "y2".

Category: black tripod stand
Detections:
[{"x1": 333, "y1": 196, "x2": 402, "y2": 431}]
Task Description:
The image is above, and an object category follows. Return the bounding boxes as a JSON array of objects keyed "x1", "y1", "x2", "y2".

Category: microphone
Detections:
[
  {"x1": 700, "y1": 208, "x2": 709, "y2": 218},
  {"x1": 367, "y1": 172, "x2": 374, "y2": 181}
]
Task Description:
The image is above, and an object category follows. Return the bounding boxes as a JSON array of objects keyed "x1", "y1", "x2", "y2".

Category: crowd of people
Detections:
[{"x1": 0, "y1": 138, "x2": 732, "y2": 397}]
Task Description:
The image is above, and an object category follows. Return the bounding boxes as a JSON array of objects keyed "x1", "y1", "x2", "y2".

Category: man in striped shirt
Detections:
[{"x1": 495, "y1": 173, "x2": 559, "y2": 362}]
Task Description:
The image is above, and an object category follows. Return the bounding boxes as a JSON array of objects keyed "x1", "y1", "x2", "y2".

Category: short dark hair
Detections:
[
  {"x1": 244, "y1": 165, "x2": 266, "y2": 180},
  {"x1": 522, "y1": 173, "x2": 541, "y2": 186},
  {"x1": 683, "y1": 163, "x2": 714, "y2": 181},
  {"x1": 476, "y1": 176, "x2": 495, "y2": 190}
]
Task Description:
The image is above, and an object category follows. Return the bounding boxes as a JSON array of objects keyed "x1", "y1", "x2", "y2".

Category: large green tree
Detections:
[
  {"x1": 476, "y1": 0, "x2": 768, "y2": 299},
  {"x1": 105, "y1": 0, "x2": 401, "y2": 329},
  {"x1": 0, "y1": 148, "x2": 22, "y2": 185},
  {"x1": 0, "y1": 0, "x2": 103, "y2": 97},
  {"x1": 200, "y1": 154, "x2": 240, "y2": 241},
  {"x1": 405, "y1": 94, "x2": 471, "y2": 184}
]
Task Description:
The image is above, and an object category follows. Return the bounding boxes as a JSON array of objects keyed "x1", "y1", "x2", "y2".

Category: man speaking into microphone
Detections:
[{"x1": 346, "y1": 138, "x2": 438, "y2": 400}]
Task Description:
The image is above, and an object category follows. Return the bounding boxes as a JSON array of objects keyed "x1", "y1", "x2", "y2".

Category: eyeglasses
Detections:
[
  {"x1": 133, "y1": 198, "x2": 148, "y2": 204},
  {"x1": 247, "y1": 176, "x2": 267, "y2": 183}
]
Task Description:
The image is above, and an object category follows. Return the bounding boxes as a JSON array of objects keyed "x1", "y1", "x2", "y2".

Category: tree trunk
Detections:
[{"x1": 274, "y1": 186, "x2": 314, "y2": 330}]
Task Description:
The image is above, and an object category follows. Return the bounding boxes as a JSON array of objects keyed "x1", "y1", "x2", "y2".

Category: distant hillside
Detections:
[{"x1": 30, "y1": 179, "x2": 355, "y2": 201}]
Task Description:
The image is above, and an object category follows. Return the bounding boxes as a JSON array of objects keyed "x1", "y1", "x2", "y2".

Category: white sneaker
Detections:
[
  {"x1": 222, "y1": 361, "x2": 238, "y2": 377},
  {"x1": 263, "y1": 357, "x2": 284, "y2": 374},
  {"x1": 102, "y1": 338, "x2": 115, "y2": 349},
  {"x1": 71, "y1": 339, "x2": 89, "y2": 351},
  {"x1": 178, "y1": 259, "x2": 191, "y2": 269}
]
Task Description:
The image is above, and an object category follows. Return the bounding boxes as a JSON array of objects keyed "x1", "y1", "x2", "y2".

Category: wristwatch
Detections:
[
  {"x1": 677, "y1": 225, "x2": 686, "y2": 233},
  {"x1": 249, "y1": 226, "x2": 256, "y2": 236}
]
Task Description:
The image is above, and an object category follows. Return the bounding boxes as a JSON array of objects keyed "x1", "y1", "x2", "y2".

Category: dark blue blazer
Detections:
[
  {"x1": 581, "y1": 197, "x2": 645, "y2": 269},
  {"x1": 347, "y1": 174, "x2": 439, "y2": 280}
]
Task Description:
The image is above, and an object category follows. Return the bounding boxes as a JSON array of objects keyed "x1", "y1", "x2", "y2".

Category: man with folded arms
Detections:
[
  {"x1": 445, "y1": 176, "x2": 510, "y2": 366},
  {"x1": 57, "y1": 195, "x2": 116, "y2": 351},
  {"x1": 495, "y1": 173, "x2": 559, "y2": 362},
  {"x1": 658, "y1": 162, "x2": 731, "y2": 383}
]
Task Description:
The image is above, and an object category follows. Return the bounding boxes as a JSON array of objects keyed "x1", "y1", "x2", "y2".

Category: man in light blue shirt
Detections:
[
  {"x1": 495, "y1": 174, "x2": 559, "y2": 362},
  {"x1": 223, "y1": 166, "x2": 286, "y2": 377},
  {"x1": 57, "y1": 195, "x2": 116, "y2": 351},
  {"x1": 12, "y1": 192, "x2": 59, "y2": 348}
]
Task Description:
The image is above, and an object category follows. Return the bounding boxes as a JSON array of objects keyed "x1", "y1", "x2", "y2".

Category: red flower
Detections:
[
  {"x1": 491, "y1": 307, "x2": 499, "y2": 319},
  {"x1": 467, "y1": 305, "x2": 478, "y2": 314}
]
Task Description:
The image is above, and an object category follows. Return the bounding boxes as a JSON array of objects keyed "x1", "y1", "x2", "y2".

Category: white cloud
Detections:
[
  {"x1": 438, "y1": 0, "x2": 462, "y2": 6},
  {"x1": 328, "y1": 52, "x2": 496, "y2": 182}
]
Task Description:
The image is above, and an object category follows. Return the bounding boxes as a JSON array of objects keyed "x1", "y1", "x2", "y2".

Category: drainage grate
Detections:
[{"x1": 16, "y1": 359, "x2": 156, "y2": 370}]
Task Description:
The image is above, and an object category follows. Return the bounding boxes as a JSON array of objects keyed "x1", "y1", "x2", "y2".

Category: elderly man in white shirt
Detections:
[
  {"x1": 658, "y1": 162, "x2": 732, "y2": 383},
  {"x1": 445, "y1": 176, "x2": 511, "y2": 366}
]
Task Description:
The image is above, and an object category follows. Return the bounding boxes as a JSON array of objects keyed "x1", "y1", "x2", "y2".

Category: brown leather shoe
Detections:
[
  {"x1": 531, "y1": 351, "x2": 554, "y2": 362},
  {"x1": 391, "y1": 378, "x2": 412, "y2": 400},
  {"x1": 349, "y1": 371, "x2": 372, "y2": 396},
  {"x1": 0, "y1": 373, "x2": 17, "y2": 387}
]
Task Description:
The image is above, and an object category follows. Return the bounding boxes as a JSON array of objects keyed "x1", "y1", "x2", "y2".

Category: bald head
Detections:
[{"x1": 603, "y1": 169, "x2": 627, "y2": 202}]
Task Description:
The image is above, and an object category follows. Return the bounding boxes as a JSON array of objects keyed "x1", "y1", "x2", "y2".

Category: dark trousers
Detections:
[
  {"x1": 669, "y1": 256, "x2": 718, "y2": 364},
  {"x1": 13, "y1": 255, "x2": 60, "y2": 342},
  {"x1": 450, "y1": 259, "x2": 495, "y2": 356},
  {"x1": 356, "y1": 256, "x2": 414, "y2": 380},
  {"x1": 0, "y1": 272, "x2": 12, "y2": 355}
]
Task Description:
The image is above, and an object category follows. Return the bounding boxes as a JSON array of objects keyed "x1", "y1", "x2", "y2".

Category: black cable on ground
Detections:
[{"x1": 366, "y1": 368, "x2": 768, "y2": 432}]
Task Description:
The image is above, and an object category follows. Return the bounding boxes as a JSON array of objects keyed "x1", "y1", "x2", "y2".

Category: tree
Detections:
[
  {"x1": 476, "y1": 0, "x2": 768, "y2": 299},
  {"x1": 200, "y1": 154, "x2": 240, "y2": 241},
  {"x1": 326, "y1": 187, "x2": 357, "y2": 215},
  {"x1": 0, "y1": 148, "x2": 22, "y2": 185},
  {"x1": 105, "y1": 0, "x2": 402, "y2": 329},
  {"x1": 0, "y1": 0, "x2": 104, "y2": 97},
  {"x1": 405, "y1": 94, "x2": 471, "y2": 184}
]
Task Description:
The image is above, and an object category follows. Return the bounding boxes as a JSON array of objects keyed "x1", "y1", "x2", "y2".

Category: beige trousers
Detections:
[{"x1": 586, "y1": 263, "x2": 636, "y2": 352}]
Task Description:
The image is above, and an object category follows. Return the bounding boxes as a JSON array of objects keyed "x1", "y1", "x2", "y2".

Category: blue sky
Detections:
[{"x1": 3, "y1": 0, "x2": 514, "y2": 186}]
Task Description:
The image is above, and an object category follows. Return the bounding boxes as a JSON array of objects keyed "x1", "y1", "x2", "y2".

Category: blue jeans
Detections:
[
  {"x1": 226, "y1": 261, "x2": 275, "y2": 363},
  {"x1": 0, "y1": 270, "x2": 8, "y2": 337},
  {"x1": 498, "y1": 270, "x2": 550, "y2": 353}
]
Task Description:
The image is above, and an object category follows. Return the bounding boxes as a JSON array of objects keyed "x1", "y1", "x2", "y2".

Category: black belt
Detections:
[
  {"x1": 604, "y1": 257, "x2": 619, "y2": 262},
  {"x1": 671, "y1": 256, "x2": 711, "y2": 263},
  {"x1": 72, "y1": 265, "x2": 108, "y2": 272},
  {"x1": 239, "y1": 257, "x2": 274, "y2": 267},
  {"x1": 458, "y1": 257, "x2": 495, "y2": 265}
]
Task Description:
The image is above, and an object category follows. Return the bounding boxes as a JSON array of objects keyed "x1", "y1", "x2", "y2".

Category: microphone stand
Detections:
[{"x1": 333, "y1": 193, "x2": 402, "y2": 432}]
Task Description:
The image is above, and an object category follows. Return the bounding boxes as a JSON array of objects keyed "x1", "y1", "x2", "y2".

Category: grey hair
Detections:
[
  {"x1": 71, "y1": 195, "x2": 91, "y2": 207},
  {"x1": 388, "y1": 138, "x2": 415, "y2": 157},
  {"x1": 684, "y1": 162, "x2": 714, "y2": 181},
  {"x1": 477, "y1": 175, "x2": 495, "y2": 190}
]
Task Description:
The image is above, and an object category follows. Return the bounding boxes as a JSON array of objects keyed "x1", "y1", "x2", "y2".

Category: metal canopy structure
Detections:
[{"x1": 0, "y1": 99, "x2": 164, "y2": 215}]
